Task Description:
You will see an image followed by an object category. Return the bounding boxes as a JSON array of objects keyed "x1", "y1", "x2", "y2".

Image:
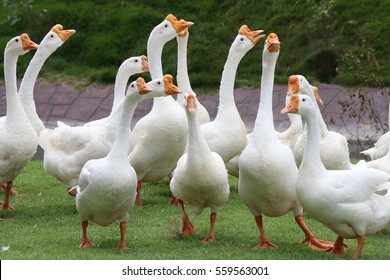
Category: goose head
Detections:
[
  {"x1": 183, "y1": 92, "x2": 197, "y2": 113},
  {"x1": 232, "y1": 25, "x2": 265, "y2": 53},
  {"x1": 287, "y1": 75, "x2": 323, "y2": 105},
  {"x1": 121, "y1": 55, "x2": 149, "y2": 74},
  {"x1": 266, "y1": 33, "x2": 281, "y2": 53},
  {"x1": 281, "y1": 94, "x2": 316, "y2": 118},
  {"x1": 126, "y1": 74, "x2": 181, "y2": 100},
  {"x1": 6, "y1": 33, "x2": 38, "y2": 56},
  {"x1": 153, "y1": 14, "x2": 194, "y2": 44},
  {"x1": 38, "y1": 24, "x2": 75, "y2": 53}
]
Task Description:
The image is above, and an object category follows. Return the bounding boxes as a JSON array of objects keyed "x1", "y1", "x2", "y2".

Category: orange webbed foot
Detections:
[
  {"x1": 1, "y1": 202, "x2": 14, "y2": 211},
  {"x1": 202, "y1": 236, "x2": 215, "y2": 243},
  {"x1": 79, "y1": 240, "x2": 96, "y2": 248},
  {"x1": 254, "y1": 240, "x2": 278, "y2": 249},
  {"x1": 302, "y1": 237, "x2": 334, "y2": 251}
]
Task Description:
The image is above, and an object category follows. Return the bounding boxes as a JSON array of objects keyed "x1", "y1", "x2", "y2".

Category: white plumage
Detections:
[{"x1": 282, "y1": 94, "x2": 390, "y2": 258}]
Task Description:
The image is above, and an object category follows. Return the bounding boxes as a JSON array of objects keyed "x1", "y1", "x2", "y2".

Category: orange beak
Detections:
[
  {"x1": 163, "y1": 74, "x2": 181, "y2": 95},
  {"x1": 186, "y1": 94, "x2": 196, "y2": 112},
  {"x1": 141, "y1": 55, "x2": 149, "y2": 72},
  {"x1": 238, "y1": 25, "x2": 266, "y2": 45},
  {"x1": 287, "y1": 75, "x2": 299, "y2": 96},
  {"x1": 136, "y1": 77, "x2": 152, "y2": 94},
  {"x1": 52, "y1": 24, "x2": 76, "y2": 42},
  {"x1": 313, "y1": 87, "x2": 324, "y2": 105},
  {"x1": 20, "y1": 33, "x2": 39, "y2": 50},
  {"x1": 281, "y1": 94, "x2": 299, "y2": 114},
  {"x1": 166, "y1": 14, "x2": 194, "y2": 33},
  {"x1": 267, "y1": 33, "x2": 280, "y2": 52}
]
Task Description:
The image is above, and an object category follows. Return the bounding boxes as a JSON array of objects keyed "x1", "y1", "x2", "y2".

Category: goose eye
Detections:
[
  {"x1": 131, "y1": 84, "x2": 134, "y2": 88},
  {"x1": 164, "y1": 24, "x2": 168, "y2": 28},
  {"x1": 240, "y1": 37, "x2": 244, "y2": 41},
  {"x1": 302, "y1": 98, "x2": 306, "y2": 102},
  {"x1": 158, "y1": 81, "x2": 161, "y2": 85},
  {"x1": 50, "y1": 34, "x2": 54, "y2": 38},
  {"x1": 135, "y1": 59, "x2": 138, "y2": 63},
  {"x1": 15, "y1": 38, "x2": 19, "y2": 42}
]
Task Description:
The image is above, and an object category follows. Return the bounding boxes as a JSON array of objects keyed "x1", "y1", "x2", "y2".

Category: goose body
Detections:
[
  {"x1": 0, "y1": 34, "x2": 39, "y2": 210},
  {"x1": 289, "y1": 75, "x2": 351, "y2": 170},
  {"x1": 361, "y1": 105, "x2": 390, "y2": 160},
  {"x1": 282, "y1": 94, "x2": 390, "y2": 258},
  {"x1": 128, "y1": 14, "x2": 193, "y2": 206},
  {"x1": 74, "y1": 77, "x2": 179, "y2": 248},
  {"x1": 200, "y1": 25, "x2": 264, "y2": 165},
  {"x1": 40, "y1": 75, "x2": 179, "y2": 194},
  {"x1": 83, "y1": 55, "x2": 149, "y2": 127},
  {"x1": 238, "y1": 34, "x2": 330, "y2": 249},
  {"x1": 170, "y1": 92, "x2": 229, "y2": 242}
]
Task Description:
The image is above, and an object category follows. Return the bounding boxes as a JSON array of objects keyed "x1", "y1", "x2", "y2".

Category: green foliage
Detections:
[
  {"x1": 0, "y1": 160, "x2": 389, "y2": 260},
  {"x1": 0, "y1": 0, "x2": 389, "y2": 88}
]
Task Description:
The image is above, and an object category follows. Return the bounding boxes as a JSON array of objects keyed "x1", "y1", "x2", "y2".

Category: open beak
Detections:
[
  {"x1": 52, "y1": 24, "x2": 76, "y2": 42},
  {"x1": 166, "y1": 14, "x2": 194, "y2": 33},
  {"x1": 163, "y1": 74, "x2": 181, "y2": 95},
  {"x1": 186, "y1": 94, "x2": 196, "y2": 112},
  {"x1": 137, "y1": 77, "x2": 152, "y2": 94},
  {"x1": 141, "y1": 55, "x2": 149, "y2": 72},
  {"x1": 21, "y1": 33, "x2": 39, "y2": 50},
  {"x1": 239, "y1": 25, "x2": 266, "y2": 45},
  {"x1": 267, "y1": 33, "x2": 280, "y2": 52}
]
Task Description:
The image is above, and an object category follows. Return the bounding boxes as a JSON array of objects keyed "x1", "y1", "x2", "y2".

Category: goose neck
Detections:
[
  {"x1": 252, "y1": 54, "x2": 277, "y2": 140},
  {"x1": 215, "y1": 50, "x2": 242, "y2": 120},
  {"x1": 300, "y1": 110, "x2": 326, "y2": 173},
  {"x1": 108, "y1": 95, "x2": 138, "y2": 159},
  {"x1": 112, "y1": 63, "x2": 132, "y2": 110},
  {"x1": 4, "y1": 49, "x2": 25, "y2": 122},
  {"x1": 186, "y1": 110, "x2": 212, "y2": 162}
]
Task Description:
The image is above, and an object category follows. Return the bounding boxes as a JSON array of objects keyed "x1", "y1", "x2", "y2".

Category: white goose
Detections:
[
  {"x1": 226, "y1": 96, "x2": 303, "y2": 178},
  {"x1": 362, "y1": 141, "x2": 390, "y2": 174},
  {"x1": 282, "y1": 94, "x2": 390, "y2": 259},
  {"x1": 170, "y1": 92, "x2": 229, "y2": 242},
  {"x1": 200, "y1": 25, "x2": 264, "y2": 165},
  {"x1": 39, "y1": 74, "x2": 179, "y2": 195},
  {"x1": 83, "y1": 55, "x2": 149, "y2": 127},
  {"x1": 17, "y1": 24, "x2": 75, "y2": 135},
  {"x1": 0, "y1": 34, "x2": 39, "y2": 210},
  {"x1": 289, "y1": 75, "x2": 351, "y2": 170},
  {"x1": 128, "y1": 14, "x2": 193, "y2": 206},
  {"x1": 238, "y1": 33, "x2": 330, "y2": 250},
  {"x1": 176, "y1": 27, "x2": 210, "y2": 124},
  {"x1": 73, "y1": 77, "x2": 179, "y2": 248},
  {"x1": 361, "y1": 104, "x2": 390, "y2": 160}
]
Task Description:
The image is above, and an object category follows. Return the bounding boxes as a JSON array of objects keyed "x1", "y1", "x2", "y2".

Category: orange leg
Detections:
[
  {"x1": 295, "y1": 215, "x2": 333, "y2": 250},
  {"x1": 170, "y1": 196, "x2": 179, "y2": 206},
  {"x1": 1, "y1": 182, "x2": 14, "y2": 210},
  {"x1": 352, "y1": 235, "x2": 365, "y2": 259},
  {"x1": 119, "y1": 221, "x2": 127, "y2": 249},
  {"x1": 79, "y1": 221, "x2": 95, "y2": 248},
  {"x1": 135, "y1": 181, "x2": 143, "y2": 207},
  {"x1": 326, "y1": 236, "x2": 347, "y2": 256},
  {"x1": 202, "y1": 212, "x2": 217, "y2": 243},
  {"x1": 0, "y1": 183, "x2": 19, "y2": 196},
  {"x1": 254, "y1": 215, "x2": 277, "y2": 248},
  {"x1": 178, "y1": 199, "x2": 195, "y2": 236}
]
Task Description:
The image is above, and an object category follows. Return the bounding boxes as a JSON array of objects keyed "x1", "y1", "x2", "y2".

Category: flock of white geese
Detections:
[{"x1": 1, "y1": 14, "x2": 390, "y2": 259}]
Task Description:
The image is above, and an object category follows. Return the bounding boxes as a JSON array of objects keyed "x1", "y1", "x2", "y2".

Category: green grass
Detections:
[{"x1": 0, "y1": 160, "x2": 389, "y2": 260}]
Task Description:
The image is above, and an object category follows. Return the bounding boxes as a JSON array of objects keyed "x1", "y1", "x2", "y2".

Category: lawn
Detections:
[{"x1": 0, "y1": 160, "x2": 389, "y2": 260}]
